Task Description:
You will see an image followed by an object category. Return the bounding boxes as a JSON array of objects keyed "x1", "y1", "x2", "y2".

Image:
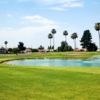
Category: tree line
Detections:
[
  {"x1": 1, "y1": 42, "x2": 45, "y2": 54},
  {"x1": 48, "y1": 23, "x2": 100, "y2": 52},
  {"x1": 1, "y1": 23, "x2": 100, "y2": 53}
]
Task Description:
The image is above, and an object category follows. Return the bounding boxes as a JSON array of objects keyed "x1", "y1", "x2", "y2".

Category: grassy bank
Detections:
[
  {"x1": 0, "y1": 52, "x2": 100, "y2": 63},
  {"x1": 0, "y1": 52, "x2": 100, "y2": 100}
]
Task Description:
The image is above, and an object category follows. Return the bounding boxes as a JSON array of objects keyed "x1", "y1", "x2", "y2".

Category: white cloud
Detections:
[
  {"x1": 16, "y1": 0, "x2": 83, "y2": 10},
  {"x1": 0, "y1": 26, "x2": 59, "y2": 48},
  {"x1": 63, "y1": 2, "x2": 83, "y2": 8},
  {"x1": 37, "y1": 0, "x2": 84, "y2": 11},
  {"x1": 49, "y1": 1, "x2": 83, "y2": 11},
  {"x1": 0, "y1": 15, "x2": 59, "y2": 48},
  {"x1": 21, "y1": 15, "x2": 57, "y2": 26}
]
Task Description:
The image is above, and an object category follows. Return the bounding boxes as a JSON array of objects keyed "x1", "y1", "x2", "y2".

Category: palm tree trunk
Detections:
[
  {"x1": 65, "y1": 36, "x2": 67, "y2": 42},
  {"x1": 53, "y1": 35, "x2": 55, "y2": 50},
  {"x1": 98, "y1": 31, "x2": 100, "y2": 51},
  {"x1": 5, "y1": 44, "x2": 7, "y2": 49},
  {"x1": 50, "y1": 39, "x2": 51, "y2": 50},
  {"x1": 74, "y1": 39, "x2": 76, "y2": 51}
]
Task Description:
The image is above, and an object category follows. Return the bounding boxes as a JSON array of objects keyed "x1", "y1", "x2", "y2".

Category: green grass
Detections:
[
  {"x1": 0, "y1": 52, "x2": 100, "y2": 62},
  {"x1": 0, "y1": 52, "x2": 100, "y2": 100}
]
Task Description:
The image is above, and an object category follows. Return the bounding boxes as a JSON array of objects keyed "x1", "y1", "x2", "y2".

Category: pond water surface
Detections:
[{"x1": 5, "y1": 58, "x2": 100, "y2": 67}]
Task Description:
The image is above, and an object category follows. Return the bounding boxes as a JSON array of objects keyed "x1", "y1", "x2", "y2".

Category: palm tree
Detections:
[
  {"x1": 63, "y1": 30, "x2": 68, "y2": 42},
  {"x1": 4, "y1": 41, "x2": 8, "y2": 49},
  {"x1": 48, "y1": 33, "x2": 53, "y2": 50},
  {"x1": 71, "y1": 33, "x2": 78, "y2": 51},
  {"x1": 51, "y1": 29, "x2": 56, "y2": 50},
  {"x1": 94, "y1": 23, "x2": 100, "y2": 51}
]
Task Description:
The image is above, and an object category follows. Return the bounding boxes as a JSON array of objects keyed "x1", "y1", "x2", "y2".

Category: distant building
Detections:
[
  {"x1": 0, "y1": 48, "x2": 8, "y2": 54},
  {"x1": 74, "y1": 48, "x2": 80, "y2": 52},
  {"x1": 24, "y1": 48, "x2": 32, "y2": 53},
  {"x1": 81, "y1": 48, "x2": 88, "y2": 52},
  {"x1": 74, "y1": 48, "x2": 88, "y2": 52}
]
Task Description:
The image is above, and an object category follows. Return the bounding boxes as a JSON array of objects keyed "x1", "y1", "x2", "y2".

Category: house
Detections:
[
  {"x1": 74, "y1": 48, "x2": 88, "y2": 52},
  {"x1": 74, "y1": 48, "x2": 80, "y2": 52},
  {"x1": 81, "y1": 48, "x2": 88, "y2": 52},
  {"x1": 0, "y1": 48, "x2": 8, "y2": 54},
  {"x1": 24, "y1": 48, "x2": 32, "y2": 53}
]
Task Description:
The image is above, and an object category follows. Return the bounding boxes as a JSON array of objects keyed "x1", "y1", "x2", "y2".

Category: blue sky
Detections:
[{"x1": 0, "y1": 0, "x2": 100, "y2": 49}]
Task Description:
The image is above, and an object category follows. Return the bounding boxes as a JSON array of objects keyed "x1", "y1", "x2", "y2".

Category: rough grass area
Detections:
[{"x1": 0, "y1": 52, "x2": 100, "y2": 100}]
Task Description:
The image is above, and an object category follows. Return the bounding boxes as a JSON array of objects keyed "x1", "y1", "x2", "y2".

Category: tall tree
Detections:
[
  {"x1": 48, "y1": 33, "x2": 53, "y2": 50},
  {"x1": 51, "y1": 29, "x2": 56, "y2": 50},
  {"x1": 63, "y1": 30, "x2": 68, "y2": 42},
  {"x1": 94, "y1": 23, "x2": 100, "y2": 51},
  {"x1": 18, "y1": 42, "x2": 26, "y2": 52},
  {"x1": 80, "y1": 30, "x2": 92, "y2": 50},
  {"x1": 71, "y1": 33, "x2": 78, "y2": 50},
  {"x1": 4, "y1": 41, "x2": 8, "y2": 49}
]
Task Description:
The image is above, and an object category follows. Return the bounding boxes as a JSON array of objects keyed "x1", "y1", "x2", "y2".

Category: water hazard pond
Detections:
[{"x1": 5, "y1": 58, "x2": 100, "y2": 67}]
